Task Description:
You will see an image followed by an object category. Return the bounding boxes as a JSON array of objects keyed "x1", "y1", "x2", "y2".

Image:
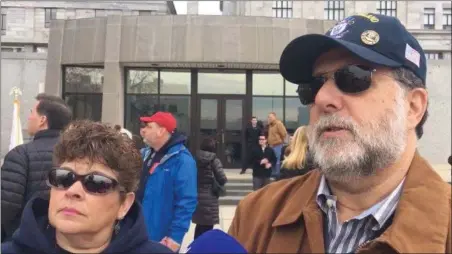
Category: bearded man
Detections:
[{"x1": 228, "y1": 13, "x2": 451, "y2": 253}]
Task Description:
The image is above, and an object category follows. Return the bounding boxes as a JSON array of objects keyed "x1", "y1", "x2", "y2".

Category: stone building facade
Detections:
[
  {"x1": 220, "y1": 1, "x2": 452, "y2": 59},
  {"x1": 39, "y1": 15, "x2": 451, "y2": 166},
  {"x1": 0, "y1": 0, "x2": 176, "y2": 52}
]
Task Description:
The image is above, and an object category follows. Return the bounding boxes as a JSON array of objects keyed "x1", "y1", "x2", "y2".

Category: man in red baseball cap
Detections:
[{"x1": 135, "y1": 112, "x2": 197, "y2": 252}]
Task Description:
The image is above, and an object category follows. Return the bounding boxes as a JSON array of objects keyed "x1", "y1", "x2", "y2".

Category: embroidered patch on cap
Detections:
[
  {"x1": 405, "y1": 43, "x2": 420, "y2": 67},
  {"x1": 360, "y1": 30, "x2": 380, "y2": 45},
  {"x1": 330, "y1": 22, "x2": 348, "y2": 37}
]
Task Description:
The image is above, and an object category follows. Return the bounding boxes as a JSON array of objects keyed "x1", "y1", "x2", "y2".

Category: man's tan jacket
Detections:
[
  {"x1": 229, "y1": 152, "x2": 452, "y2": 253},
  {"x1": 267, "y1": 120, "x2": 287, "y2": 146}
]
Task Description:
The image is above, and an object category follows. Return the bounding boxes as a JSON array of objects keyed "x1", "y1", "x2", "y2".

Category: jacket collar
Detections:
[
  {"x1": 33, "y1": 129, "x2": 61, "y2": 140},
  {"x1": 271, "y1": 151, "x2": 450, "y2": 253}
]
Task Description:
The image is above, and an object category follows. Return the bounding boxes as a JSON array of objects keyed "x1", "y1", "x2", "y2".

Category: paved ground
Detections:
[{"x1": 179, "y1": 205, "x2": 237, "y2": 252}]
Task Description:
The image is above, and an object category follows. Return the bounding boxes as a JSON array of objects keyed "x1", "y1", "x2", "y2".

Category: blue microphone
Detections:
[{"x1": 186, "y1": 229, "x2": 247, "y2": 253}]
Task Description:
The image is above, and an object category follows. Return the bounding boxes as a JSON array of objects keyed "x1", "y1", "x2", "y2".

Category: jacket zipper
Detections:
[{"x1": 148, "y1": 146, "x2": 186, "y2": 174}]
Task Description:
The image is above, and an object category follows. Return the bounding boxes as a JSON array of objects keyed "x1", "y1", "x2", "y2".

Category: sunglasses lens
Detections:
[
  {"x1": 48, "y1": 168, "x2": 76, "y2": 189},
  {"x1": 83, "y1": 174, "x2": 117, "y2": 194},
  {"x1": 335, "y1": 65, "x2": 372, "y2": 94},
  {"x1": 48, "y1": 168, "x2": 119, "y2": 194},
  {"x1": 297, "y1": 78, "x2": 323, "y2": 105}
]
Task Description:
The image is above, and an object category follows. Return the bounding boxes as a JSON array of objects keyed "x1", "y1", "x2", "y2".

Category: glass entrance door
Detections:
[{"x1": 198, "y1": 96, "x2": 245, "y2": 168}]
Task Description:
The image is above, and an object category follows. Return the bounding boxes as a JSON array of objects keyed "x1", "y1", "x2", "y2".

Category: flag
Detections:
[{"x1": 9, "y1": 98, "x2": 24, "y2": 151}]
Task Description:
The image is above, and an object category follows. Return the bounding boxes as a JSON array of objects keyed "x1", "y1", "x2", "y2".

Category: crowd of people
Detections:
[{"x1": 1, "y1": 12, "x2": 451, "y2": 254}]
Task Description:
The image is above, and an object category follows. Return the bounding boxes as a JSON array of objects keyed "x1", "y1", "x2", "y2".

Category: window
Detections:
[
  {"x1": 124, "y1": 69, "x2": 191, "y2": 137},
  {"x1": 272, "y1": 1, "x2": 293, "y2": 18},
  {"x1": 33, "y1": 45, "x2": 48, "y2": 53},
  {"x1": 159, "y1": 96, "x2": 190, "y2": 137},
  {"x1": 252, "y1": 97, "x2": 283, "y2": 125},
  {"x1": 2, "y1": 46, "x2": 24, "y2": 52},
  {"x1": 1, "y1": 47, "x2": 13, "y2": 52},
  {"x1": 63, "y1": 67, "x2": 104, "y2": 121},
  {"x1": 160, "y1": 71, "x2": 191, "y2": 94},
  {"x1": 126, "y1": 69, "x2": 158, "y2": 94},
  {"x1": 424, "y1": 8, "x2": 435, "y2": 29},
  {"x1": 252, "y1": 72, "x2": 284, "y2": 96},
  {"x1": 1, "y1": 8, "x2": 6, "y2": 35},
  {"x1": 125, "y1": 95, "x2": 159, "y2": 135},
  {"x1": 377, "y1": 1, "x2": 397, "y2": 17},
  {"x1": 425, "y1": 52, "x2": 444, "y2": 60},
  {"x1": 324, "y1": 0, "x2": 345, "y2": 21},
  {"x1": 443, "y1": 8, "x2": 451, "y2": 30},
  {"x1": 285, "y1": 97, "x2": 309, "y2": 134},
  {"x1": 285, "y1": 80, "x2": 298, "y2": 96},
  {"x1": 198, "y1": 71, "x2": 246, "y2": 94},
  {"x1": 45, "y1": 8, "x2": 57, "y2": 28}
]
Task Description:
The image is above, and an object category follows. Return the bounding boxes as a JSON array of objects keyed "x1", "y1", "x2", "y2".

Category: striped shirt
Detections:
[{"x1": 316, "y1": 175, "x2": 405, "y2": 253}]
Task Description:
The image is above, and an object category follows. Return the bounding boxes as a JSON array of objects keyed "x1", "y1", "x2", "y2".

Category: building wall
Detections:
[
  {"x1": 418, "y1": 60, "x2": 451, "y2": 163},
  {"x1": 221, "y1": 1, "x2": 452, "y2": 59},
  {"x1": 0, "y1": 52, "x2": 47, "y2": 157},
  {"x1": 1, "y1": 1, "x2": 175, "y2": 47}
]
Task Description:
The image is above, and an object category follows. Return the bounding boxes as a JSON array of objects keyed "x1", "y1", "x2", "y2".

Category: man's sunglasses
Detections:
[
  {"x1": 47, "y1": 167, "x2": 124, "y2": 195},
  {"x1": 297, "y1": 65, "x2": 376, "y2": 105}
]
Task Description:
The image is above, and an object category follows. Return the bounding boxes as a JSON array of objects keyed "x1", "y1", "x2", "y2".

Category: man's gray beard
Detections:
[{"x1": 307, "y1": 90, "x2": 407, "y2": 183}]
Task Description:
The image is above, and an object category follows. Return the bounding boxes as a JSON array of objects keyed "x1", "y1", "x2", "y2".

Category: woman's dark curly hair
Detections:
[{"x1": 54, "y1": 120, "x2": 142, "y2": 193}]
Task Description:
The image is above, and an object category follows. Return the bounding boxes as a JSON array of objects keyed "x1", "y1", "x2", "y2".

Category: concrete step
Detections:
[
  {"x1": 225, "y1": 182, "x2": 253, "y2": 191},
  {"x1": 226, "y1": 178, "x2": 254, "y2": 184},
  {"x1": 225, "y1": 189, "x2": 252, "y2": 196},
  {"x1": 221, "y1": 178, "x2": 253, "y2": 205},
  {"x1": 219, "y1": 196, "x2": 246, "y2": 206}
]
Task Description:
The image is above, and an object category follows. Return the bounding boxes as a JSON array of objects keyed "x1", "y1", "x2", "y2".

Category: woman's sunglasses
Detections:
[
  {"x1": 47, "y1": 168, "x2": 123, "y2": 195},
  {"x1": 297, "y1": 65, "x2": 376, "y2": 105}
]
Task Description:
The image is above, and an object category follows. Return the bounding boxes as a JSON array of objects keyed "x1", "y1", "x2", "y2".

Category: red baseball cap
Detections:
[{"x1": 140, "y1": 112, "x2": 177, "y2": 133}]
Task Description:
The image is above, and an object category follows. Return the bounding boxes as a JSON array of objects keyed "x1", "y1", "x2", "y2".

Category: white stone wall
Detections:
[
  {"x1": 1, "y1": 53, "x2": 48, "y2": 156},
  {"x1": 1, "y1": 1, "x2": 171, "y2": 44}
]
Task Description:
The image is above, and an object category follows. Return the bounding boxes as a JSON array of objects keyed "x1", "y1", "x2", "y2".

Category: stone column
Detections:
[
  {"x1": 45, "y1": 20, "x2": 65, "y2": 96},
  {"x1": 101, "y1": 16, "x2": 124, "y2": 125}
]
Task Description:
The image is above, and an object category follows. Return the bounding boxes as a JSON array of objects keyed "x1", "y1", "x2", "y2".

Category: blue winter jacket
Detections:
[{"x1": 139, "y1": 133, "x2": 198, "y2": 244}]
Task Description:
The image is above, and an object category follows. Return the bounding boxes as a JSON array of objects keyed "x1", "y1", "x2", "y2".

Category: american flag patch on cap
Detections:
[{"x1": 405, "y1": 43, "x2": 420, "y2": 67}]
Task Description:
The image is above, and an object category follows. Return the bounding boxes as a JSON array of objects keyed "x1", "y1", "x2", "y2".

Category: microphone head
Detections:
[{"x1": 187, "y1": 229, "x2": 247, "y2": 253}]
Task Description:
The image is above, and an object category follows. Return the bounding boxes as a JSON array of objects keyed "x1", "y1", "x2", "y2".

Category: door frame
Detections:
[{"x1": 195, "y1": 94, "x2": 247, "y2": 168}]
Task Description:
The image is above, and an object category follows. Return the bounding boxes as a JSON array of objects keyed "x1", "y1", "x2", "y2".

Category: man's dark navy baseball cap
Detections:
[{"x1": 279, "y1": 13, "x2": 427, "y2": 84}]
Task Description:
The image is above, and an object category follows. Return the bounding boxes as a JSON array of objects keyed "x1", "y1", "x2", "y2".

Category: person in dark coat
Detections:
[
  {"x1": 278, "y1": 126, "x2": 313, "y2": 180},
  {"x1": 250, "y1": 134, "x2": 277, "y2": 191},
  {"x1": 1, "y1": 121, "x2": 173, "y2": 254},
  {"x1": 1, "y1": 93, "x2": 72, "y2": 241},
  {"x1": 279, "y1": 134, "x2": 293, "y2": 163},
  {"x1": 241, "y1": 117, "x2": 263, "y2": 174},
  {"x1": 192, "y1": 138, "x2": 228, "y2": 239}
]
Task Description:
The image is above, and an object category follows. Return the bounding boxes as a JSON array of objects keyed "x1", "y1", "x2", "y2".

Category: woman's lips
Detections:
[{"x1": 60, "y1": 207, "x2": 83, "y2": 216}]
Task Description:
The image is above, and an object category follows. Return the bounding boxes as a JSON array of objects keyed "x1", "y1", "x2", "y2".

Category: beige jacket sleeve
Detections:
[{"x1": 277, "y1": 121, "x2": 288, "y2": 142}]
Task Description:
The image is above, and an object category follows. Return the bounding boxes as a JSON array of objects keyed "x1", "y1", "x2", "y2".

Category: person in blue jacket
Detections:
[
  {"x1": 1, "y1": 120, "x2": 173, "y2": 254},
  {"x1": 136, "y1": 112, "x2": 198, "y2": 252}
]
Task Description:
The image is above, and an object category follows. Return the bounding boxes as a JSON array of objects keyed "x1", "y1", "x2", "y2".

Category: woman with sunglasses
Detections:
[{"x1": 1, "y1": 120, "x2": 173, "y2": 254}]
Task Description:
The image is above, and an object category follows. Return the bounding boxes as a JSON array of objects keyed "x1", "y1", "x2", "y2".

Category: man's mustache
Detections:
[{"x1": 312, "y1": 115, "x2": 357, "y2": 137}]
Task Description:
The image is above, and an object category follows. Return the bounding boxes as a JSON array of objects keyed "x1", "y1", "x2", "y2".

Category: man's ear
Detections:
[
  {"x1": 39, "y1": 114, "x2": 48, "y2": 127},
  {"x1": 406, "y1": 88, "x2": 428, "y2": 130}
]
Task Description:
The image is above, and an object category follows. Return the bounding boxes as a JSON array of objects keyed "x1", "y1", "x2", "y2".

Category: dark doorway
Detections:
[{"x1": 197, "y1": 95, "x2": 245, "y2": 168}]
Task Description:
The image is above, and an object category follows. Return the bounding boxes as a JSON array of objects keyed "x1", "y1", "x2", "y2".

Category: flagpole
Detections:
[{"x1": 9, "y1": 87, "x2": 24, "y2": 151}]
